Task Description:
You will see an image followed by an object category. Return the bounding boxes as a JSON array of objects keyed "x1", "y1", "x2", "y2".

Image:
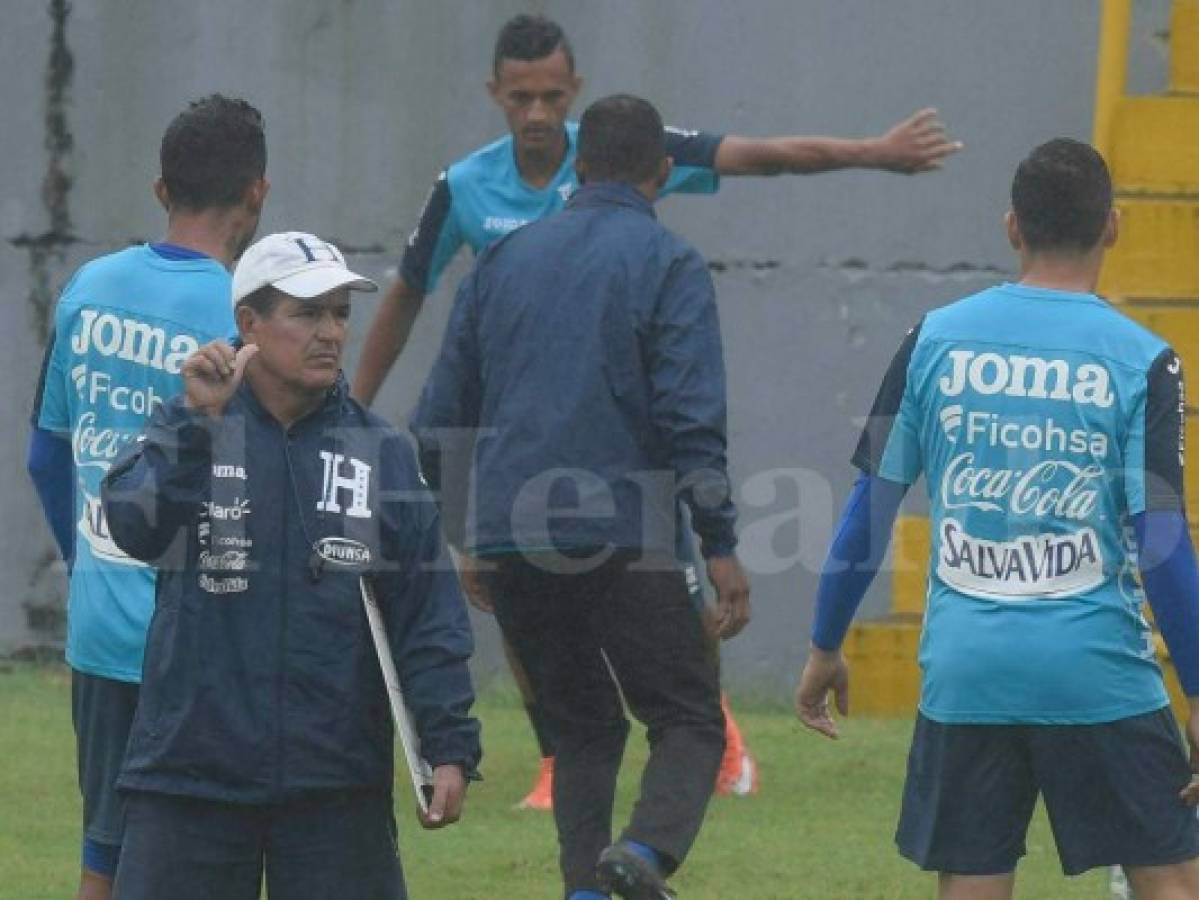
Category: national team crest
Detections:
[{"x1": 317, "y1": 450, "x2": 372, "y2": 519}]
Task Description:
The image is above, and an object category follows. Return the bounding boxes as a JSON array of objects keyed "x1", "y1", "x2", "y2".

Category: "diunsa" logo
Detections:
[{"x1": 313, "y1": 537, "x2": 372, "y2": 571}]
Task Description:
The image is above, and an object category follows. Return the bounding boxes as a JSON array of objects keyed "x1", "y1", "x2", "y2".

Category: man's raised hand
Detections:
[{"x1": 183, "y1": 341, "x2": 258, "y2": 418}]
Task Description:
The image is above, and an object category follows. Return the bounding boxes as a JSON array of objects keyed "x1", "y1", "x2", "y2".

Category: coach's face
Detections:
[
  {"x1": 488, "y1": 48, "x2": 581, "y2": 154},
  {"x1": 240, "y1": 289, "x2": 351, "y2": 399}
]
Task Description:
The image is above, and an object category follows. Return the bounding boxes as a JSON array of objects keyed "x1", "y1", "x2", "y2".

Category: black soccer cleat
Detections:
[{"x1": 595, "y1": 843, "x2": 676, "y2": 900}]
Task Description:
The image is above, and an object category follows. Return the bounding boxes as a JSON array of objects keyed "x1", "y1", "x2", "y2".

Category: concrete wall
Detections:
[{"x1": 0, "y1": 0, "x2": 1172, "y2": 695}]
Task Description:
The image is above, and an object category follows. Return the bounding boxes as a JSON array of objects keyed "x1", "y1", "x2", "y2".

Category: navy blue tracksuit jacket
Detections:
[
  {"x1": 102, "y1": 378, "x2": 480, "y2": 804},
  {"x1": 412, "y1": 181, "x2": 738, "y2": 559}
]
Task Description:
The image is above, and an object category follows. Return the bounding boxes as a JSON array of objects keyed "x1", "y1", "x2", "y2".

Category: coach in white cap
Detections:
[
  {"x1": 233, "y1": 230, "x2": 377, "y2": 304},
  {"x1": 101, "y1": 232, "x2": 481, "y2": 900}
]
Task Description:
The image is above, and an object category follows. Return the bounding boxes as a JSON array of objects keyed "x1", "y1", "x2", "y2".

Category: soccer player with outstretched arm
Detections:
[{"x1": 354, "y1": 13, "x2": 962, "y2": 810}]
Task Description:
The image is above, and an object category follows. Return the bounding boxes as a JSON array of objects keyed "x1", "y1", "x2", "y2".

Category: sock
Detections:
[
  {"x1": 82, "y1": 837, "x2": 120, "y2": 878},
  {"x1": 569, "y1": 892, "x2": 609, "y2": 900},
  {"x1": 623, "y1": 839, "x2": 662, "y2": 871},
  {"x1": 524, "y1": 701, "x2": 557, "y2": 758}
]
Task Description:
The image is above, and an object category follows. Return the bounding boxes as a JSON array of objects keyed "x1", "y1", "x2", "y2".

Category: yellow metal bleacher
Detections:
[{"x1": 844, "y1": 0, "x2": 1199, "y2": 716}]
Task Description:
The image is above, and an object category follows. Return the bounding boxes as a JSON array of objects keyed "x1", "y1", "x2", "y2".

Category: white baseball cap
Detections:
[{"x1": 231, "y1": 231, "x2": 378, "y2": 307}]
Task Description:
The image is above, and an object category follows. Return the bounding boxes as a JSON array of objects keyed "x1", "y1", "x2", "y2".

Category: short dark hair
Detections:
[
  {"x1": 1011, "y1": 138, "x2": 1112, "y2": 253},
  {"x1": 493, "y1": 14, "x2": 574, "y2": 77},
  {"x1": 160, "y1": 95, "x2": 266, "y2": 211},
  {"x1": 236, "y1": 285, "x2": 282, "y2": 317},
  {"x1": 577, "y1": 94, "x2": 665, "y2": 185}
]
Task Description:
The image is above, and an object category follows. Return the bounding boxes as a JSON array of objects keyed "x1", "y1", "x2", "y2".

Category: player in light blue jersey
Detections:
[
  {"x1": 353, "y1": 15, "x2": 961, "y2": 405},
  {"x1": 352, "y1": 12, "x2": 962, "y2": 814},
  {"x1": 395, "y1": 118, "x2": 722, "y2": 299},
  {"x1": 27, "y1": 95, "x2": 267, "y2": 900},
  {"x1": 795, "y1": 139, "x2": 1199, "y2": 899}
]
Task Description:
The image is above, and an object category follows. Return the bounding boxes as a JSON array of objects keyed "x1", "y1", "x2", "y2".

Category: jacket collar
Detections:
[
  {"x1": 566, "y1": 181, "x2": 657, "y2": 218},
  {"x1": 234, "y1": 368, "x2": 349, "y2": 431}
]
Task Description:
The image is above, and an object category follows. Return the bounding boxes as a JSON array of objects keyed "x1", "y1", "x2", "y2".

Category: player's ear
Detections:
[
  {"x1": 1102, "y1": 207, "x2": 1119, "y2": 248},
  {"x1": 244, "y1": 178, "x2": 269, "y2": 215},
  {"x1": 1004, "y1": 210, "x2": 1022, "y2": 251},
  {"x1": 234, "y1": 302, "x2": 258, "y2": 340},
  {"x1": 153, "y1": 177, "x2": 171, "y2": 212}
]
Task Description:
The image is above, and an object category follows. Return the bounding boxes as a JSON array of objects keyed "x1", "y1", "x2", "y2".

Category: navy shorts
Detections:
[
  {"x1": 113, "y1": 789, "x2": 406, "y2": 900},
  {"x1": 72, "y1": 670, "x2": 139, "y2": 846},
  {"x1": 896, "y1": 708, "x2": 1199, "y2": 876}
]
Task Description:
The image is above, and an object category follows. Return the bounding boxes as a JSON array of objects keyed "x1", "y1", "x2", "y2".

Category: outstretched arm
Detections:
[{"x1": 715, "y1": 107, "x2": 962, "y2": 176}]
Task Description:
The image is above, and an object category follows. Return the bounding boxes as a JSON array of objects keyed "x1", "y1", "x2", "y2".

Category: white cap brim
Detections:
[{"x1": 271, "y1": 265, "x2": 378, "y2": 300}]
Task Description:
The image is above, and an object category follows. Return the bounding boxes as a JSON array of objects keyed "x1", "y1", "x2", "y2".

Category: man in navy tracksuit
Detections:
[
  {"x1": 413, "y1": 95, "x2": 750, "y2": 900},
  {"x1": 102, "y1": 232, "x2": 481, "y2": 900}
]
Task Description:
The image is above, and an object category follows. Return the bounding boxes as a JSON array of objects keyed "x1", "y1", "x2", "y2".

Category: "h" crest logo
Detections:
[{"x1": 317, "y1": 451, "x2": 372, "y2": 519}]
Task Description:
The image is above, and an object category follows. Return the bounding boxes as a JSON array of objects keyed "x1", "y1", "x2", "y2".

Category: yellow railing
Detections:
[{"x1": 1092, "y1": 0, "x2": 1132, "y2": 160}]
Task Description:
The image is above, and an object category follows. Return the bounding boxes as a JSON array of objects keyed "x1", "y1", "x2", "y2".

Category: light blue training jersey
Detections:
[
  {"x1": 400, "y1": 121, "x2": 722, "y2": 294},
  {"x1": 35, "y1": 245, "x2": 235, "y2": 682},
  {"x1": 856, "y1": 283, "x2": 1185, "y2": 723}
]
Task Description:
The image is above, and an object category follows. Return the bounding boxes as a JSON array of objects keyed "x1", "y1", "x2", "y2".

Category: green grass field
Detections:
[{"x1": 0, "y1": 663, "x2": 1110, "y2": 899}]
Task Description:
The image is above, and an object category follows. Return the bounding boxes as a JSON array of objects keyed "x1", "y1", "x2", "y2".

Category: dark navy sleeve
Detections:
[
  {"x1": 399, "y1": 172, "x2": 463, "y2": 296},
  {"x1": 648, "y1": 247, "x2": 737, "y2": 557},
  {"x1": 661, "y1": 126, "x2": 723, "y2": 196},
  {"x1": 29, "y1": 331, "x2": 56, "y2": 428},
  {"x1": 27, "y1": 428, "x2": 75, "y2": 564},
  {"x1": 852, "y1": 319, "x2": 925, "y2": 482},
  {"x1": 1124, "y1": 349, "x2": 1199, "y2": 693},
  {"x1": 1141, "y1": 348, "x2": 1186, "y2": 513},
  {"x1": 102, "y1": 398, "x2": 213, "y2": 565},
  {"x1": 33, "y1": 323, "x2": 71, "y2": 433},
  {"x1": 28, "y1": 328, "x2": 77, "y2": 562},
  {"x1": 376, "y1": 435, "x2": 481, "y2": 774},
  {"x1": 664, "y1": 126, "x2": 723, "y2": 168},
  {"x1": 410, "y1": 268, "x2": 483, "y2": 546}
]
